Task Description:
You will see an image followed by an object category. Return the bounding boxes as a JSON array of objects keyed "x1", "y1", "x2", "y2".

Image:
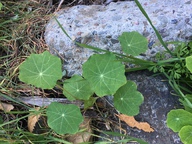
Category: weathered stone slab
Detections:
[
  {"x1": 45, "y1": 0, "x2": 192, "y2": 76},
  {"x1": 127, "y1": 71, "x2": 182, "y2": 144},
  {"x1": 101, "y1": 71, "x2": 182, "y2": 144}
]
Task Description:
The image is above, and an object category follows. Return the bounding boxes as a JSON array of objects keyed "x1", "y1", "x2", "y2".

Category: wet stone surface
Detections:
[
  {"x1": 123, "y1": 71, "x2": 181, "y2": 144},
  {"x1": 45, "y1": 0, "x2": 192, "y2": 77}
]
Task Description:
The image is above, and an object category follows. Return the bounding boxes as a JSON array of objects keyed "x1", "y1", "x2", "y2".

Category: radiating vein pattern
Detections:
[{"x1": 83, "y1": 53, "x2": 127, "y2": 96}]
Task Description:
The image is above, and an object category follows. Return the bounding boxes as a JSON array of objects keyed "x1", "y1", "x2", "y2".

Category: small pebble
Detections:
[{"x1": 171, "y1": 19, "x2": 178, "y2": 24}]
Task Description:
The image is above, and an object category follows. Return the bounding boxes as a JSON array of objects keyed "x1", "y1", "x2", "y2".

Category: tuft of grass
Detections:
[
  {"x1": 0, "y1": 1, "x2": 60, "y2": 143},
  {"x1": 0, "y1": 0, "x2": 51, "y2": 97}
]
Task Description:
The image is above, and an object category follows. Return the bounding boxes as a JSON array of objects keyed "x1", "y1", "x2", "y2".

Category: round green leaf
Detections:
[
  {"x1": 82, "y1": 53, "x2": 127, "y2": 97},
  {"x1": 19, "y1": 51, "x2": 62, "y2": 89},
  {"x1": 179, "y1": 125, "x2": 192, "y2": 144},
  {"x1": 63, "y1": 75, "x2": 94, "y2": 101},
  {"x1": 167, "y1": 109, "x2": 192, "y2": 132},
  {"x1": 46, "y1": 102, "x2": 83, "y2": 134},
  {"x1": 114, "y1": 80, "x2": 144, "y2": 116},
  {"x1": 118, "y1": 31, "x2": 148, "y2": 56},
  {"x1": 186, "y1": 56, "x2": 192, "y2": 73}
]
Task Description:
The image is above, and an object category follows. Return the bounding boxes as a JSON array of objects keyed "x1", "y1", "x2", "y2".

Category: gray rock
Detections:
[
  {"x1": 126, "y1": 71, "x2": 182, "y2": 144},
  {"x1": 44, "y1": 1, "x2": 190, "y2": 143},
  {"x1": 45, "y1": 0, "x2": 192, "y2": 76},
  {"x1": 101, "y1": 71, "x2": 182, "y2": 144}
]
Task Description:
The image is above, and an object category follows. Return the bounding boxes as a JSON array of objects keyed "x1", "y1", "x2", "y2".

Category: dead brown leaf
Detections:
[
  {"x1": 67, "y1": 117, "x2": 92, "y2": 144},
  {"x1": 117, "y1": 114, "x2": 154, "y2": 133},
  {"x1": 0, "y1": 101, "x2": 14, "y2": 112},
  {"x1": 28, "y1": 107, "x2": 41, "y2": 132}
]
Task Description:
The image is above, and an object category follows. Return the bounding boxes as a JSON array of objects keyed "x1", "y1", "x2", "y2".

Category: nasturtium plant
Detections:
[
  {"x1": 19, "y1": 51, "x2": 62, "y2": 89},
  {"x1": 167, "y1": 109, "x2": 192, "y2": 132},
  {"x1": 114, "y1": 80, "x2": 144, "y2": 116},
  {"x1": 186, "y1": 55, "x2": 192, "y2": 73},
  {"x1": 179, "y1": 125, "x2": 192, "y2": 144},
  {"x1": 82, "y1": 52, "x2": 127, "y2": 97},
  {"x1": 63, "y1": 75, "x2": 94, "y2": 101},
  {"x1": 46, "y1": 102, "x2": 83, "y2": 134},
  {"x1": 118, "y1": 31, "x2": 148, "y2": 56}
]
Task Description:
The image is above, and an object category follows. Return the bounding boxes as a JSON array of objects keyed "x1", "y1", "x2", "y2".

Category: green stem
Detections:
[
  {"x1": 178, "y1": 84, "x2": 192, "y2": 94},
  {"x1": 54, "y1": 17, "x2": 72, "y2": 40},
  {"x1": 119, "y1": 55, "x2": 156, "y2": 65},
  {"x1": 0, "y1": 114, "x2": 29, "y2": 127},
  {"x1": 157, "y1": 57, "x2": 185, "y2": 65},
  {"x1": 173, "y1": 81, "x2": 192, "y2": 108},
  {"x1": 163, "y1": 72, "x2": 192, "y2": 108},
  {"x1": 125, "y1": 66, "x2": 151, "y2": 72}
]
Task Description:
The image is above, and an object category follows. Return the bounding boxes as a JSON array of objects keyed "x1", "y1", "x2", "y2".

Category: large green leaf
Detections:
[
  {"x1": 19, "y1": 51, "x2": 62, "y2": 89},
  {"x1": 179, "y1": 125, "x2": 192, "y2": 144},
  {"x1": 167, "y1": 109, "x2": 192, "y2": 132},
  {"x1": 46, "y1": 102, "x2": 83, "y2": 134},
  {"x1": 118, "y1": 31, "x2": 148, "y2": 56},
  {"x1": 63, "y1": 75, "x2": 94, "y2": 101},
  {"x1": 186, "y1": 55, "x2": 192, "y2": 73},
  {"x1": 82, "y1": 53, "x2": 127, "y2": 97},
  {"x1": 114, "y1": 80, "x2": 144, "y2": 116}
]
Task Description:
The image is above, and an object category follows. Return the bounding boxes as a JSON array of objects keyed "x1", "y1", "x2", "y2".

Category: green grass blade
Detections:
[
  {"x1": 48, "y1": 136, "x2": 72, "y2": 144},
  {"x1": 76, "y1": 42, "x2": 109, "y2": 53},
  {"x1": 134, "y1": 0, "x2": 173, "y2": 56},
  {"x1": 54, "y1": 17, "x2": 72, "y2": 40},
  {"x1": 0, "y1": 92, "x2": 30, "y2": 109}
]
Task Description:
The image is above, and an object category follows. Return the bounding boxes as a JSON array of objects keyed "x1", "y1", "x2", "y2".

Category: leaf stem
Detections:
[
  {"x1": 156, "y1": 57, "x2": 185, "y2": 65},
  {"x1": 163, "y1": 72, "x2": 192, "y2": 108},
  {"x1": 125, "y1": 66, "x2": 151, "y2": 72}
]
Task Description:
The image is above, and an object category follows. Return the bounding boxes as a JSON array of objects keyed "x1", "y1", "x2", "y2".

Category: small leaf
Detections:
[
  {"x1": 186, "y1": 56, "x2": 192, "y2": 73},
  {"x1": 19, "y1": 51, "x2": 62, "y2": 89},
  {"x1": 46, "y1": 102, "x2": 83, "y2": 134},
  {"x1": 0, "y1": 102, "x2": 14, "y2": 112},
  {"x1": 82, "y1": 53, "x2": 127, "y2": 97},
  {"x1": 28, "y1": 107, "x2": 41, "y2": 132},
  {"x1": 117, "y1": 114, "x2": 154, "y2": 132},
  {"x1": 63, "y1": 75, "x2": 94, "y2": 101},
  {"x1": 114, "y1": 80, "x2": 144, "y2": 116},
  {"x1": 179, "y1": 125, "x2": 192, "y2": 144},
  {"x1": 118, "y1": 31, "x2": 148, "y2": 56},
  {"x1": 167, "y1": 109, "x2": 192, "y2": 132}
]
